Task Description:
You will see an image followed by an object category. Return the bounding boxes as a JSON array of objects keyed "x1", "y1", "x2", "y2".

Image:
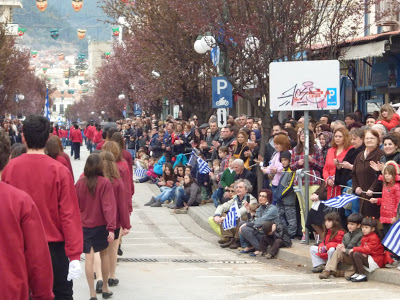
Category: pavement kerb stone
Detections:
[{"x1": 143, "y1": 182, "x2": 400, "y2": 286}]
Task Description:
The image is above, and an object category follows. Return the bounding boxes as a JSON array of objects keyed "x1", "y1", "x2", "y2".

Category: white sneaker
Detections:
[{"x1": 300, "y1": 233, "x2": 306, "y2": 244}]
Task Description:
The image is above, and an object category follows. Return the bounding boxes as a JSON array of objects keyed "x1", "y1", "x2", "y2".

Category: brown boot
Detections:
[
  {"x1": 220, "y1": 238, "x2": 234, "y2": 248},
  {"x1": 201, "y1": 200, "x2": 207, "y2": 205},
  {"x1": 229, "y1": 239, "x2": 240, "y2": 249},
  {"x1": 333, "y1": 270, "x2": 345, "y2": 277},
  {"x1": 218, "y1": 238, "x2": 230, "y2": 244},
  {"x1": 319, "y1": 270, "x2": 331, "y2": 279}
]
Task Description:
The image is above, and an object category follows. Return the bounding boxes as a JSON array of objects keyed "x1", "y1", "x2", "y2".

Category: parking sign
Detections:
[{"x1": 212, "y1": 77, "x2": 232, "y2": 108}]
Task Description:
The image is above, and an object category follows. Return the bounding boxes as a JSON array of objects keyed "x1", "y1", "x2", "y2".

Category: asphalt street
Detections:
[{"x1": 70, "y1": 146, "x2": 400, "y2": 300}]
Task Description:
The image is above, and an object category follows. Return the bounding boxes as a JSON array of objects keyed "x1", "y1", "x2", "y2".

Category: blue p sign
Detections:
[
  {"x1": 212, "y1": 77, "x2": 233, "y2": 108},
  {"x1": 327, "y1": 88, "x2": 337, "y2": 107}
]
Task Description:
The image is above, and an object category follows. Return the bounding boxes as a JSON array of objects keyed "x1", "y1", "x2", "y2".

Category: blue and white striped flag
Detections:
[
  {"x1": 197, "y1": 157, "x2": 212, "y2": 174},
  {"x1": 322, "y1": 194, "x2": 358, "y2": 208},
  {"x1": 135, "y1": 169, "x2": 146, "y2": 178},
  {"x1": 57, "y1": 115, "x2": 62, "y2": 126},
  {"x1": 383, "y1": 220, "x2": 400, "y2": 256},
  {"x1": 43, "y1": 88, "x2": 50, "y2": 120},
  {"x1": 223, "y1": 201, "x2": 240, "y2": 230},
  {"x1": 187, "y1": 150, "x2": 196, "y2": 167}
]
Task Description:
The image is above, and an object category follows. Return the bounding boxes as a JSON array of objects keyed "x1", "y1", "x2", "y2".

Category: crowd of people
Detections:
[{"x1": 2, "y1": 104, "x2": 400, "y2": 299}]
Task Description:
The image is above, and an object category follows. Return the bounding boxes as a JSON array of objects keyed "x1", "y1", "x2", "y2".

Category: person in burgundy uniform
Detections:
[
  {"x1": 75, "y1": 153, "x2": 116, "y2": 299},
  {"x1": 50, "y1": 135, "x2": 75, "y2": 180},
  {"x1": 70, "y1": 123, "x2": 83, "y2": 160},
  {"x1": 0, "y1": 128, "x2": 54, "y2": 300},
  {"x1": 1, "y1": 115, "x2": 83, "y2": 300},
  {"x1": 111, "y1": 132, "x2": 134, "y2": 196},
  {"x1": 96, "y1": 130, "x2": 107, "y2": 150}
]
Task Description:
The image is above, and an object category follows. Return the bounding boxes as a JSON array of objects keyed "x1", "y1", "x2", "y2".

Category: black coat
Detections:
[
  {"x1": 235, "y1": 168, "x2": 257, "y2": 197},
  {"x1": 335, "y1": 145, "x2": 365, "y2": 187}
]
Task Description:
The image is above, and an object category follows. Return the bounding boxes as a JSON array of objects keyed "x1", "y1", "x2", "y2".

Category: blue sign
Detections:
[
  {"x1": 134, "y1": 103, "x2": 142, "y2": 116},
  {"x1": 212, "y1": 77, "x2": 232, "y2": 108},
  {"x1": 326, "y1": 88, "x2": 337, "y2": 107}
]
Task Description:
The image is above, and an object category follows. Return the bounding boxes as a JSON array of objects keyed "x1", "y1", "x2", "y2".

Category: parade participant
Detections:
[
  {"x1": 45, "y1": 137, "x2": 70, "y2": 171},
  {"x1": 51, "y1": 135, "x2": 75, "y2": 180},
  {"x1": 2, "y1": 115, "x2": 83, "y2": 300},
  {"x1": 70, "y1": 122, "x2": 83, "y2": 160},
  {"x1": 111, "y1": 132, "x2": 134, "y2": 196},
  {"x1": 100, "y1": 151, "x2": 131, "y2": 287},
  {"x1": 75, "y1": 153, "x2": 116, "y2": 299},
  {"x1": 0, "y1": 128, "x2": 54, "y2": 300}
]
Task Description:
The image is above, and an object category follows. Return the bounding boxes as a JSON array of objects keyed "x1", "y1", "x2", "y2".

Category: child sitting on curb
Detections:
[
  {"x1": 259, "y1": 220, "x2": 292, "y2": 259},
  {"x1": 310, "y1": 212, "x2": 345, "y2": 273},
  {"x1": 347, "y1": 217, "x2": 385, "y2": 282},
  {"x1": 319, "y1": 213, "x2": 363, "y2": 279}
]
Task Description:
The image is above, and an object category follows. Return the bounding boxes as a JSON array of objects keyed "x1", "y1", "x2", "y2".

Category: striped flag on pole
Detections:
[
  {"x1": 44, "y1": 88, "x2": 50, "y2": 120},
  {"x1": 383, "y1": 220, "x2": 400, "y2": 256},
  {"x1": 322, "y1": 194, "x2": 358, "y2": 208},
  {"x1": 187, "y1": 150, "x2": 196, "y2": 167},
  {"x1": 135, "y1": 169, "x2": 146, "y2": 178},
  {"x1": 222, "y1": 201, "x2": 240, "y2": 230},
  {"x1": 197, "y1": 157, "x2": 212, "y2": 174}
]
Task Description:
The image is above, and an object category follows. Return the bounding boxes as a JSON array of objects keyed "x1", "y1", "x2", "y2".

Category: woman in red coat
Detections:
[
  {"x1": 376, "y1": 104, "x2": 400, "y2": 131},
  {"x1": 348, "y1": 217, "x2": 384, "y2": 282},
  {"x1": 323, "y1": 127, "x2": 352, "y2": 199}
]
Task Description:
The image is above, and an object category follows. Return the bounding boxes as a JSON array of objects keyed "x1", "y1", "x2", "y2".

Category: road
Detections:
[{"x1": 71, "y1": 146, "x2": 400, "y2": 300}]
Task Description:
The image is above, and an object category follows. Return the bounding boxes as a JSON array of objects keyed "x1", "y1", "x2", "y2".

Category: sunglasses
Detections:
[{"x1": 227, "y1": 189, "x2": 235, "y2": 192}]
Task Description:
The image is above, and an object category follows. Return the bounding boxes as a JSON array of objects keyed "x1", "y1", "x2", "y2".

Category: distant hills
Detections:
[{"x1": 13, "y1": 0, "x2": 115, "y2": 55}]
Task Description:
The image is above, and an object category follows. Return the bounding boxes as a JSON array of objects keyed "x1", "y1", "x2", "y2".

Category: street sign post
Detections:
[
  {"x1": 212, "y1": 77, "x2": 233, "y2": 108},
  {"x1": 217, "y1": 108, "x2": 227, "y2": 128},
  {"x1": 269, "y1": 60, "x2": 340, "y2": 245},
  {"x1": 133, "y1": 103, "x2": 142, "y2": 116}
]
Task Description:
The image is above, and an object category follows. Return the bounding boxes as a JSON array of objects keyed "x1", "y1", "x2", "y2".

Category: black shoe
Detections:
[
  {"x1": 108, "y1": 278, "x2": 119, "y2": 286},
  {"x1": 351, "y1": 275, "x2": 368, "y2": 282},
  {"x1": 229, "y1": 239, "x2": 240, "y2": 249},
  {"x1": 117, "y1": 245, "x2": 123, "y2": 256},
  {"x1": 144, "y1": 197, "x2": 156, "y2": 206},
  {"x1": 311, "y1": 264, "x2": 325, "y2": 273},
  {"x1": 96, "y1": 280, "x2": 103, "y2": 294},
  {"x1": 102, "y1": 291, "x2": 113, "y2": 299},
  {"x1": 90, "y1": 298, "x2": 98, "y2": 300},
  {"x1": 220, "y1": 238, "x2": 234, "y2": 248}
]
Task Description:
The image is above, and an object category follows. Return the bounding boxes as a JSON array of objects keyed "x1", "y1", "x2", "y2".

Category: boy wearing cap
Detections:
[{"x1": 275, "y1": 150, "x2": 297, "y2": 238}]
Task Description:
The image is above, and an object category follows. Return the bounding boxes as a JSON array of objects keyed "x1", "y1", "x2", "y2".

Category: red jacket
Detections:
[
  {"x1": 122, "y1": 150, "x2": 134, "y2": 195},
  {"x1": 317, "y1": 229, "x2": 345, "y2": 259},
  {"x1": 377, "y1": 183, "x2": 400, "y2": 224},
  {"x1": 87, "y1": 125, "x2": 96, "y2": 140},
  {"x1": 376, "y1": 113, "x2": 400, "y2": 131},
  {"x1": 117, "y1": 161, "x2": 132, "y2": 213},
  {"x1": 60, "y1": 152, "x2": 74, "y2": 180},
  {"x1": 323, "y1": 147, "x2": 352, "y2": 199},
  {"x1": 111, "y1": 178, "x2": 131, "y2": 229},
  {"x1": 70, "y1": 128, "x2": 83, "y2": 143},
  {"x1": 0, "y1": 182, "x2": 54, "y2": 300},
  {"x1": 93, "y1": 130, "x2": 103, "y2": 144},
  {"x1": 60, "y1": 129, "x2": 68, "y2": 138},
  {"x1": 76, "y1": 176, "x2": 116, "y2": 231},
  {"x1": 353, "y1": 232, "x2": 385, "y2": 268},
  {"x1": 1, "y1": 154, "x2": 83, "y2": 261}
]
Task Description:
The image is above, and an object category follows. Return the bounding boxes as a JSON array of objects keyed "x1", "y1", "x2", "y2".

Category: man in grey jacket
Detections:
[{"x1": 319, "y1": 213, "x2": 363, "y2": 279}]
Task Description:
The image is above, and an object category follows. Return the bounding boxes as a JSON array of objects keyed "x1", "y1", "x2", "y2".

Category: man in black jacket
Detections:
[{"x1": 232, "y1": 159, "x2": 257, "y2": 197}]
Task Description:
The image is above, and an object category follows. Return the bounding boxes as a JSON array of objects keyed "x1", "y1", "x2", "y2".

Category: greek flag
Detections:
[
  {"x1": 197, "y1": 157, "x2": 212, "y2": 174},
  {"x1": 222, "y1": 201, "x2": 240, "y2": 230},
  {"x1": 383, "y1": 220, "x2": 400, "y2": 256},
  {"x1": 322, "y1": 194, "x2": 358, "y2": 208},
  {"x1": 135, "y1": 169, "x2": 146, "y2": 178},
  {"x1": 187, "y1": 150, "x2": 196, "y2": 167},
  {"x1": 57, "y1": 116, "x2": 62, "y2": 126},
  {"x1": 43, "y1": 88, "x2": 50, "y2": 120}
]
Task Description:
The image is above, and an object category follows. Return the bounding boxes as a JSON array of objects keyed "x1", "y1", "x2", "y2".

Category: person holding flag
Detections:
[{"x1": 210, "y1": 179, "x2": 258, "y2": 249}]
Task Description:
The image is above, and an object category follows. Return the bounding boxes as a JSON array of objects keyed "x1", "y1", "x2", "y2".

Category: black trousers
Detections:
[
  {"x1": 49, "y1": 242, "x2": 73, "y2": 300},
  {"x1": 261, "y1": 236, "x2": 286, "y2": 256},
  {"x1": 72, "y1": 142, "x2": 80, "y2": 159}
]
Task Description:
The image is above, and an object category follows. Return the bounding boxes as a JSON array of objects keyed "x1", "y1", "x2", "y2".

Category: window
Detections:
[
  {"x1": 60, "y1": 104, "x2": 64, "y2": 114},
  {"x1": 53, "y1": 104, "x2": 57, "y2": 112}
]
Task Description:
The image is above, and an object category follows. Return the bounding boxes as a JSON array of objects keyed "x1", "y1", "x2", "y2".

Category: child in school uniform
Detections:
[
  {"x1": 75, "y1": 153, "x2": 117, "y2": 299},
  {"x1": 319, "y1": 213, "x2": 363, "y2": 279},
  {"x1": 310, "y1": 212, "x2": 345, "y2": 273},
  {"x1": 275, "y1": 151, "x2": 297, "y2": 238},
  {"x1": 347, "y1": 217, "x2": 385, "y2": 282}
]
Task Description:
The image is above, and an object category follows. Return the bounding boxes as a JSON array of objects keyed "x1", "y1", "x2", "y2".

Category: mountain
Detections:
[{"x1": 13, "y1": 0, "x2": 115, "y2": 55}]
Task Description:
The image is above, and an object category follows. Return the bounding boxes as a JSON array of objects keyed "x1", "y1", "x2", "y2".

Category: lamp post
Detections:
[
  {"x1": 15, "y1": 94, "x2": 25, "y2": 119},
  {"x1": 118, "y1": 93, "x2": 128, "y2": 118}
]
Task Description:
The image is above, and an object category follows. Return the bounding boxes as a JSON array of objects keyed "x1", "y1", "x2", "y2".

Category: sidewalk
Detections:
[{"x1": 145, "y1": 182, "x2": 400, "y2": 286}]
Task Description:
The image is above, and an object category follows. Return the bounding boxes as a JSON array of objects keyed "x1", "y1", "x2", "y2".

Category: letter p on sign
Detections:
[{"x1": 217, "y1": 79, "x2": 227, "y2": 94}]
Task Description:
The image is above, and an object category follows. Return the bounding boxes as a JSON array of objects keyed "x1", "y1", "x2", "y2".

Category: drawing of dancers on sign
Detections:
[{"x1": 277, "y1": 81, "x2": 337, "y2": 110}]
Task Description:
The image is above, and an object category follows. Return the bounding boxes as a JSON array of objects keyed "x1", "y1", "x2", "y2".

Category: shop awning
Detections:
[{"x1": 339, "y1": 40, "x2": 387, "y2": 60}]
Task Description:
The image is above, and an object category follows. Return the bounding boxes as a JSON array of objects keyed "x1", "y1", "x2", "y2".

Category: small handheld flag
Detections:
[
  {"x1": 382, "y1": 220, "x2": 400, "y2": 256},
  {"x1": 197, "y1": 157, "x2": 212, "y2": 174},
  {"x1": 322, "y1": 194, "x2": 358, "y2": 208},
  {"x1": 222, "y1": 201, "x2": 240, "y2": 230}
]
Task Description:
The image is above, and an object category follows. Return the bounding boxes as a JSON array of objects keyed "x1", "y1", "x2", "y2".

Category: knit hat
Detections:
[
  {"x1": 379, "y1": 160, "x2": 400, "y2": 181},
  {"x1": 280, "y1": 150, "x2": 291, "y2": 162},
  {"x1": 252, "y1": 129, "x2": 261, "y2": 140}
]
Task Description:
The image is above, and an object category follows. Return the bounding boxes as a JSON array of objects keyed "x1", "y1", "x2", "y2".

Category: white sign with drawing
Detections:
[{"x1": 269, "y1": 60, "x2": 340, "y2": 111}]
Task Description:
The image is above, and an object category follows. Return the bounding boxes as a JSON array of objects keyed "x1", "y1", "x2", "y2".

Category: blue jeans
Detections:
[
  {"x1": 127, "y1": 149, "x2": 136, "y2": 159},
  {"x1": 271, "y1": 185, "x2": 278, "y2": 205},
  {"x1": 155, "y1": 186, "x2": 176, "y2": 203},
  {"x1": 212, "y1": 188, "x2": 224, "y2": 207},
  {"x1": 175, "y1": 186, "x2": 185, "y2": 200},
  {"x1": 176, "y1": 192, "x2": 200, "y2": 208},
  {"x1": 61, "y1": 137, "x2": 67, "y2": 149}
]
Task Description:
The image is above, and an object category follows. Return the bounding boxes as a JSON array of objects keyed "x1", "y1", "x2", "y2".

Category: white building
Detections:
[{"x1": 0, "y1": 0, "x2": 22, "y2": 35}]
